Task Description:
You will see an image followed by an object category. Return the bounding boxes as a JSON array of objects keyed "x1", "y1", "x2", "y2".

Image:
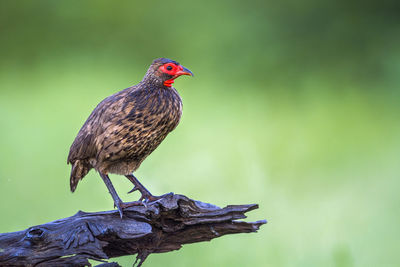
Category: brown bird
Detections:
[{"x1": 67, "y1": 58, "x2": 193, "y2": 217}]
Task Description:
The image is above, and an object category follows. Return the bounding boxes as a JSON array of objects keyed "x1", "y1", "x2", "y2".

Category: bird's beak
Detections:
[{"x1": 176, "y1": 66, "x2": 194, "y2": 77}]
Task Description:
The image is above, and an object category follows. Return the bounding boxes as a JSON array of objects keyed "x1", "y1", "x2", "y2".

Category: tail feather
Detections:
[{"x1": 70, "y1": 160, "x2": 91, "y2": 192}]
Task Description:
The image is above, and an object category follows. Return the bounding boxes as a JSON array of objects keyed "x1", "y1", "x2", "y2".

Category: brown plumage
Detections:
[{"x1": 67, "y1": 58, "x2": 193, "y2": 217}]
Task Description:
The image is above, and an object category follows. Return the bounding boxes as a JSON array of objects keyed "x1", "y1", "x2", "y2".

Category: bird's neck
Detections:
[{"x1": 140, "y1": 71, "x2": 165, "y2": 89}]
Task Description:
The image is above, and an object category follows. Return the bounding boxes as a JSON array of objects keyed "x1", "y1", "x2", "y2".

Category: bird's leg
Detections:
[
  {"x1": 125, "y1": 174, "x2": 161, "y2": 202},
  {"x1": 99, "y1": 172, "x2": 144, "y2": 218}
]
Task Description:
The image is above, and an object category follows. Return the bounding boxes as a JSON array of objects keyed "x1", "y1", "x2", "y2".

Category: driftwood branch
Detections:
[{"x1": 0, "y1": 193, "x2": 266, "y2": 266}]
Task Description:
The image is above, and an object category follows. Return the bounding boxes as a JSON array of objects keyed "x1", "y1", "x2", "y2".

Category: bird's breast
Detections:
[
  {"x1": 106, "y1": 89, "x2": 182, "y2": 160},
  {"x1": 130, "y1": 90, "x2": 182, "y2": 134}
]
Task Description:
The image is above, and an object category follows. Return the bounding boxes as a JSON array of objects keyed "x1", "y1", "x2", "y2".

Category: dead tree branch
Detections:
[{"x1": 0, "y1": 193, "x2": 266, "y2": 266}]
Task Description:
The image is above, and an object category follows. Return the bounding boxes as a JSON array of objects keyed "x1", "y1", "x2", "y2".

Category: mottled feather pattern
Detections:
[
  {"x1": 68, "y1": 83, "x2": 182, "y2": 190},
  {"x1": 95, "y1": 86, "x2": 182, "y2": 175}
]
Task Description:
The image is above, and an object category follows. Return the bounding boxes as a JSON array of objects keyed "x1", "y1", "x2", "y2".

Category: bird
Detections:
[{"x1": 67, "y1": 58, "x2": 193, "y2": 217}]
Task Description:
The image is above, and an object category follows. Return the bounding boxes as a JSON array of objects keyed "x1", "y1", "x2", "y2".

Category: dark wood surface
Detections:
[{"x1": 0, "y1": 193, "x2": 266, "y2": 266}]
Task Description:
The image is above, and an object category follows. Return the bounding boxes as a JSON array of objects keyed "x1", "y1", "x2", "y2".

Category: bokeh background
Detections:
[{"x1": 1, "y1": 1, "x2": 399, "y2": 266}]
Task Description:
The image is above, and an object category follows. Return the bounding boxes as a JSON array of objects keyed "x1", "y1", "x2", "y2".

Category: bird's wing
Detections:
[
  {"x1": 94, "y1": 96, "x2": 151, "y2": 163},
  {"x1": 67, "y1": 88, "x2": 133, "y2": 164}
]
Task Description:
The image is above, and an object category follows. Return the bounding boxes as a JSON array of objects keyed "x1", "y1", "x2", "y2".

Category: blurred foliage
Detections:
[{"x1": 0, "y1": 1, "x2": 399, "y2": 266}]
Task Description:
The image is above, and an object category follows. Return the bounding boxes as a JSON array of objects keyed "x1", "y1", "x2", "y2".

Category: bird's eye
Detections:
[{"x1": 166, "y1": 65, "x2": 173, "y2": 71}]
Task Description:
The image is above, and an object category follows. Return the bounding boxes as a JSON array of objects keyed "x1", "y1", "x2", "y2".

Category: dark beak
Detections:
[{"x1": 176, "y1": 66, "x2": 194, "y2": 77}]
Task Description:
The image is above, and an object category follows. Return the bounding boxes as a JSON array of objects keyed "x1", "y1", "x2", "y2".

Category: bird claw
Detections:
[
  {"x1": 127, "y1": 186, "x2": 139, "y2": 194},
  {"x1": 114, "y1": 202, "x2": 124, "y2": 218}
]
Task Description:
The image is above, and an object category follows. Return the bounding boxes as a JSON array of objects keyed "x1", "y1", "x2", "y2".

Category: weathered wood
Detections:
[{"x1": 0, "y1": 193, "x2": 266, "y2": 266}]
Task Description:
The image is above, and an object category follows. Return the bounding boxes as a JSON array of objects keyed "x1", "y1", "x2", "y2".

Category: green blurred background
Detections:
[{"x1": 1, "y1": 1, "x2": 399, "y2": 266}]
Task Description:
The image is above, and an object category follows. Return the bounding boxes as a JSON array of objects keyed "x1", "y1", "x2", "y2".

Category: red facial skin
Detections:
[{"x1": 159, "y1": 63, "x2": 192, "y2": 87}]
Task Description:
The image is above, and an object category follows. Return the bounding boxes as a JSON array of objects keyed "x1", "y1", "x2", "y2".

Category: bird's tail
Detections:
[{"x1": 70, "y1": 160, "x2": 91, "y2": 192}]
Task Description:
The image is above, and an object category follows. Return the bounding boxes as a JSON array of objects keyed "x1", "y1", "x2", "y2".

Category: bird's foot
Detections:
[
  {"x1": 140, "y1": 192, "x2": 173, "y2": 204},
  {"x1": 115, "y1": 193, "x2": 173, "y2": 217},
  {"x1": 139, "y1": 193, "x2": 161, "y2": 203},
  {"x1": 124, "y1": 174, "x2": 170, "y2": 205},
  {"x1": 127, "y1": 185, "x2": 161, "y2": 203},
  {"x1": 127, "y1": 187, "x2": 171, "y2": 203}
]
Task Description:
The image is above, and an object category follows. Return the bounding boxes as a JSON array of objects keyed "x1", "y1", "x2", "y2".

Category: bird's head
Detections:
[{"x1": 144, "y1": 58, "x2": 193, "y2": 87}]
